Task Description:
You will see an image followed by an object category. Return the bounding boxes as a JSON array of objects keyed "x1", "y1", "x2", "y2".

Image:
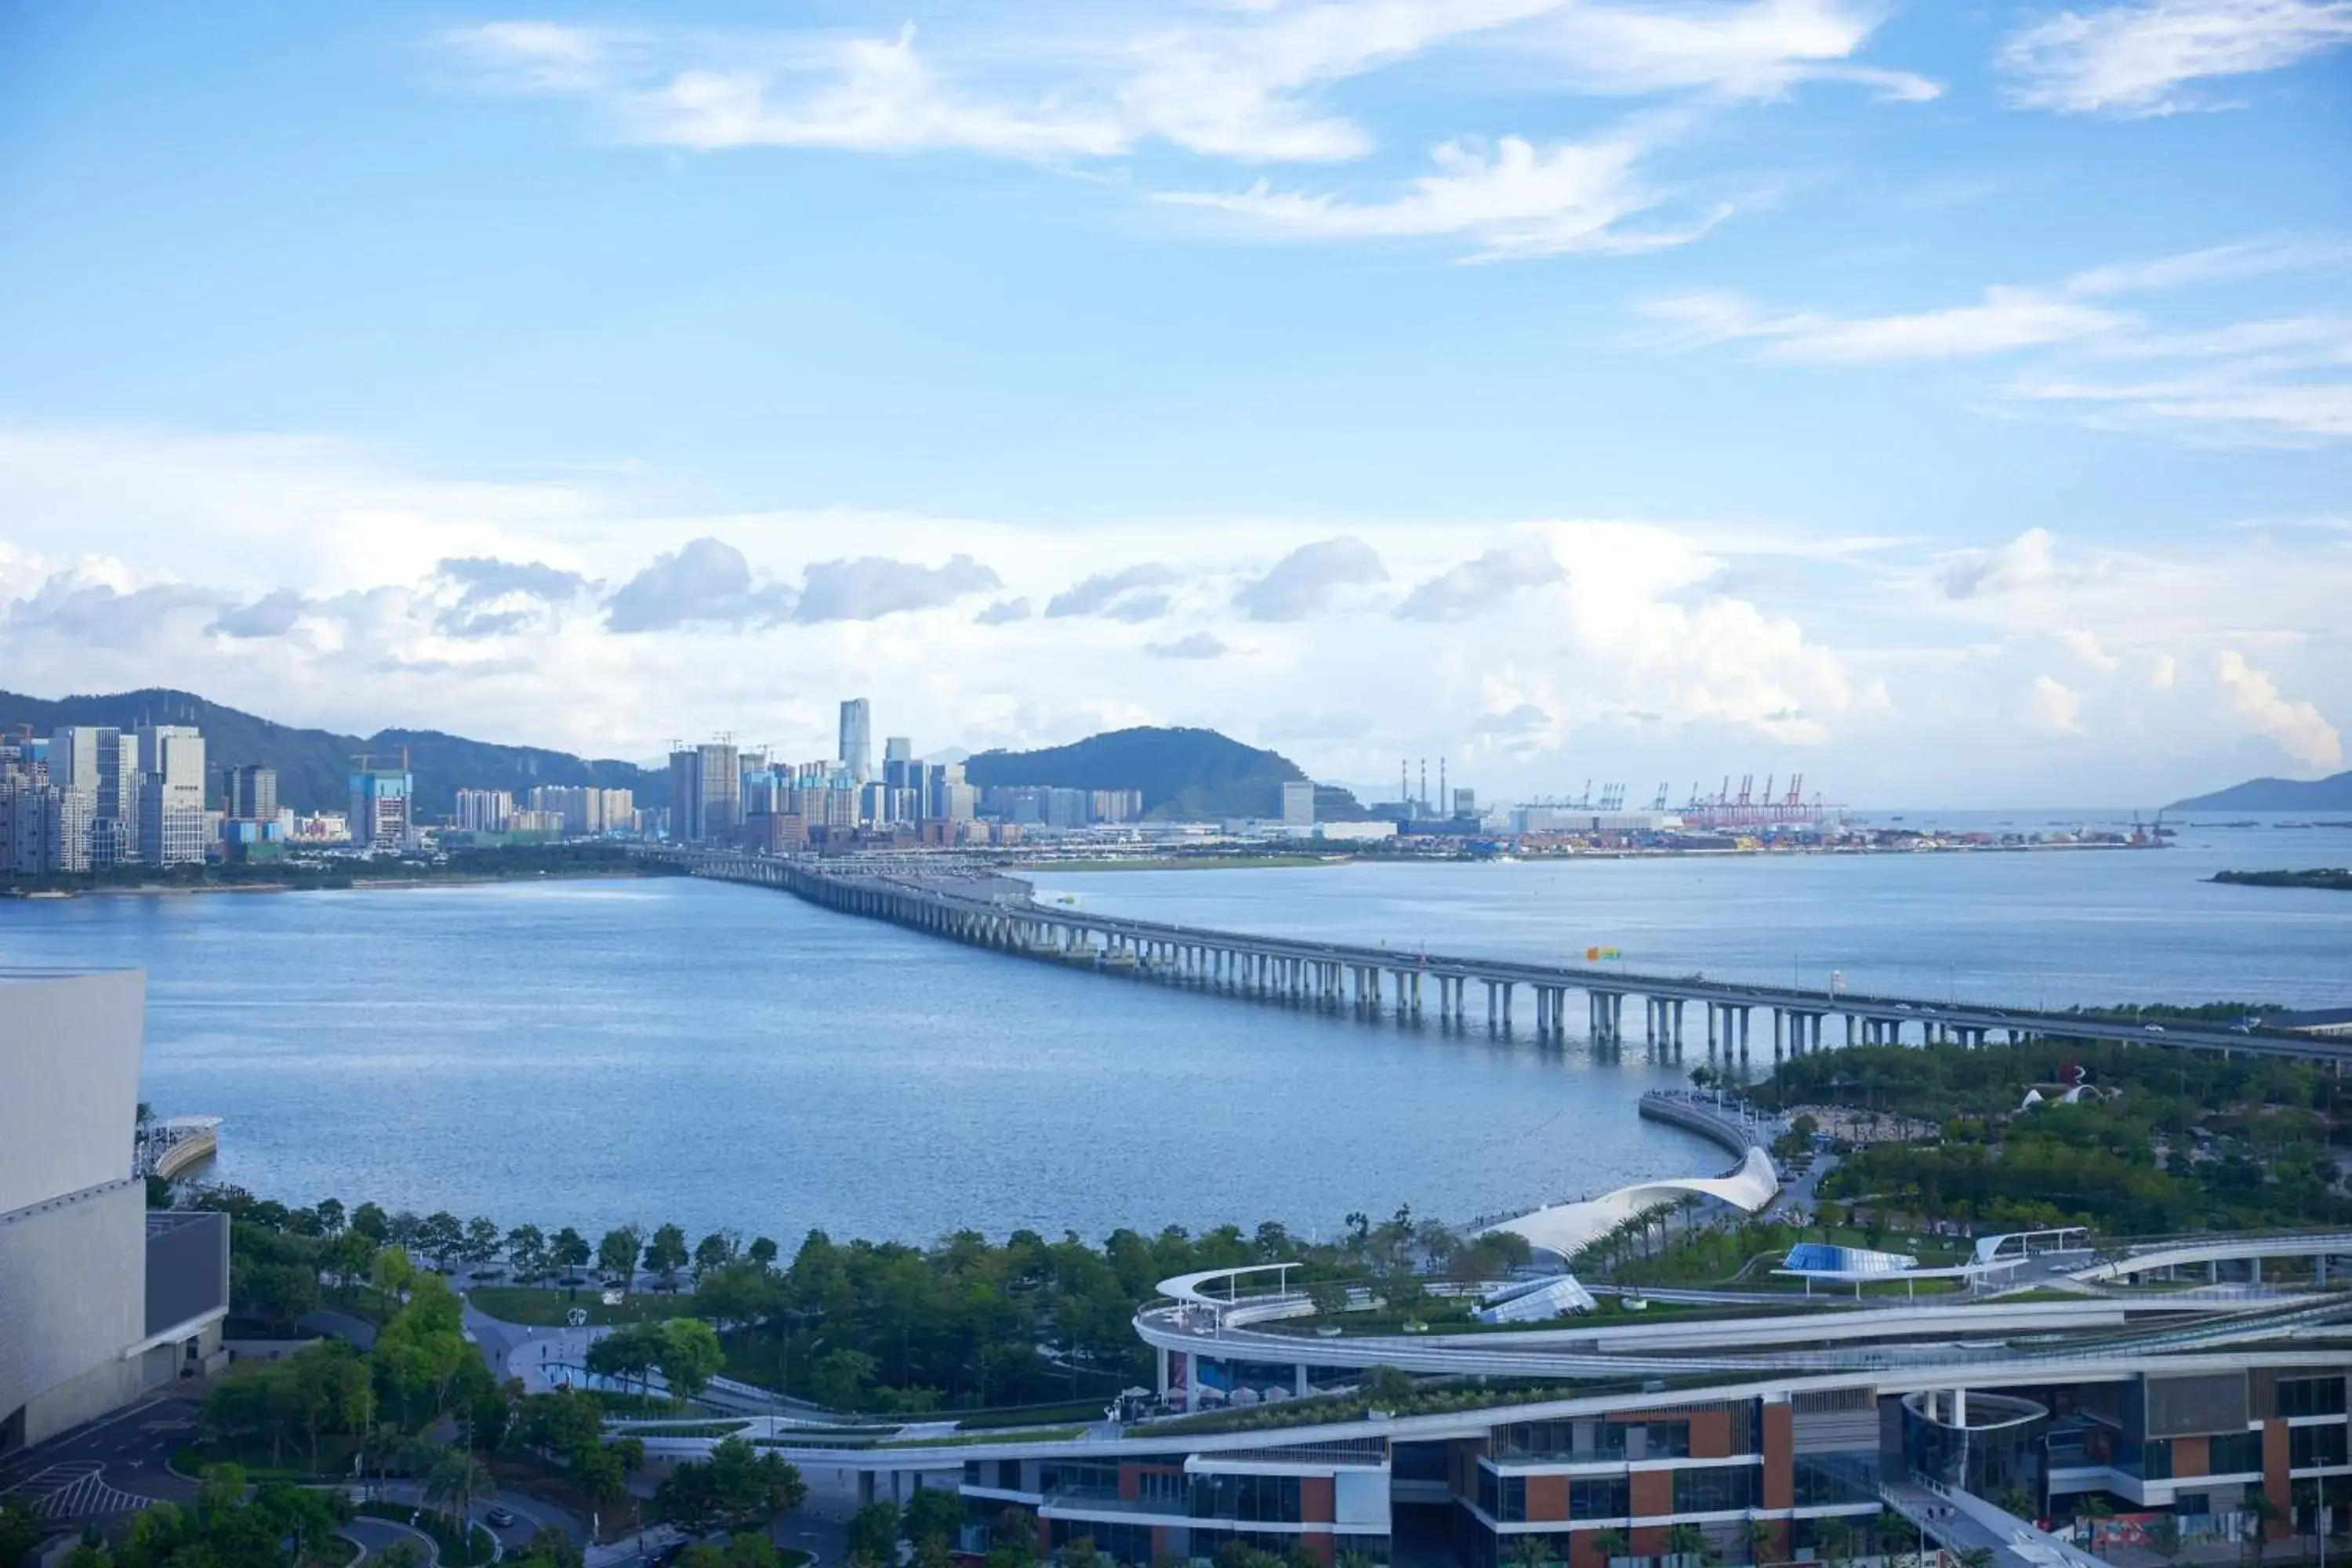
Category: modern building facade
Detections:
[
  {"x1": 223, "y1": 764, "x2": 278, "y2": 824},
  {"x1": 0, "y1": 969, "x2": 228, "y2": 1452},
  {"x1": 137, "y1": 725, "x2": 209, "y2": 866},
  {"x1": 349, "y1": 763, "x2": 415, "y2": 851},
  {"x1": 669, "y1": 743, "x2": 742, "y2": 844},
  {"x1": 840, "y1": 699, "x2": 873, "y2": 786}
]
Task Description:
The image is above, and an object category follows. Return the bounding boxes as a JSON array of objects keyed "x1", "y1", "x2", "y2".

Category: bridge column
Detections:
[{"x1": 1501, "y1": 982, "x2": 1514, "y2": 1030}]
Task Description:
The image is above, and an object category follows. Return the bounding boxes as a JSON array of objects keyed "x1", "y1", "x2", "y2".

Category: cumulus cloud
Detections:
[
  {"x1": 2216, "y1": 649, "x2": 2343, "y2": 768},
  {"x1": 793, "y1": 554, "x2": 1000, "y2": 623},
  {"x1": 1232, "y1": 535, "x2": 1388, "y2": 620},
  {"x1": 2026, "y1": 673, "x2": 2088, "y2": 735},
  {"x1": 1396, "y1": 541, "x2": 1565, "y2": 620},
  {"x1": 2059, "y1": 628, "x2": 2122, "y2": 672},
  {"x1": 7, "y1": 573, "x2": 223, "y2": 643},
  {"x1": 605, "y1": 537, "x2": 795, "y2": 633},
  {"x1": 209, "y1": 588, "x2": 312, "y2": 640},
  {"x1": 1940, "y1": 529, "x2": 2064, "y2": 599},
  {"x1": 433, "y1": 554, "x2": 593, "y2": 637},
  {"x1": 1998, "y1": 0, "x2": 2352, "y2": 115},
  {"x1": 1046, "y1": 564, "x2": 1180, "y2": 622},
  {"x1": 1145, "y1": 631, "x2": 1229, "y2": 659},
  {"x1": 2147, "y1": 651, "x2": 2180, "y2": 688},
  {"x1": 975, "y1": 597, "x2": 1032, "y2": 625}
]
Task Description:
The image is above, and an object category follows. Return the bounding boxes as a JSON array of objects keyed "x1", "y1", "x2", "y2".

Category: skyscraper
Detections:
[
  {"x1": 839, "y1": 699, "x2": 873, "y2": 786},
  {"x1": 668, "y1": 742, "x2": 741, "y2": 844},
  {"x1": 136, "y1": 725, "x2": 207, "y2": 866},
  {"x1": 349, "y1": 758, "x2": 414, "y2": 851},
  {"x1": 224, "y1": 765, "x2": 278, "y2": 823}
]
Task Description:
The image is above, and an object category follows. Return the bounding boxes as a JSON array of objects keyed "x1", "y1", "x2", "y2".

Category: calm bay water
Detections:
[
  {"x1": 0, "y1": 877, "x2": 1701, "y2": 1244},
  {"x1": 2, "y1": 816, "x2": 2344, "y2": 1245}
]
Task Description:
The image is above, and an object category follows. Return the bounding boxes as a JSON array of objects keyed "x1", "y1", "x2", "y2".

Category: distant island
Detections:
[
  {"x1": 2169, "y1": 769, "x2": 2352, "y2": 812},
  {"x1": 2211, "y1": 868, "x2": 2352, "y2": 892},
  {"x1": 0, "y1": 686, "x2": 662, "y2": 818}
]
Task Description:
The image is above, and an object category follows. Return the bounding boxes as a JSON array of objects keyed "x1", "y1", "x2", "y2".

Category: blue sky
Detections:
[{"x1": 0, "y1": 0, "x2": 2347, "y2": 806}]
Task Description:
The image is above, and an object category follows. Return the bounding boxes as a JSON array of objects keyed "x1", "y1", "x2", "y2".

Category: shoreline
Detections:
[{"x1": 2, "y1": 867, "x2": 677, "y2": 900}]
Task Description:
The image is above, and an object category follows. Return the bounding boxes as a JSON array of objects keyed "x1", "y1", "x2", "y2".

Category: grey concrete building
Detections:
[{"x1": 0, "y1": 969, "x2": 227, "y2": 1453}]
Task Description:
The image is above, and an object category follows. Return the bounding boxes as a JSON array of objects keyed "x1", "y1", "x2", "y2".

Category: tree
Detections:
[
  {"x1": 417, "y1": 1211, "x2": 465, "y2": 1272},
  {"x1": 586, "y1": 1323, "x2": 664, "y2": 1399},
  {"x1": 989, "y1": 1508, "x2": 1039, "y2": 1568},
  {"x1": 645, "y1": 1224, "x2": 691, "y2": 1290},
  {"x1": 659, "y1": 1319, "x2": 726, "y2": 1404},
  {"x1": 728, "y1": 1535, "x2": 781, "y2": 1568},
  {"x1": 1359, "y1": 1365, "x2": 1414, "y2": 1410},
  {"x1": 351, "y1": 1202, "x2": 390, "y2": 1243},
  {"x1": 1505, "y1": 1535, "x2": 1555, "y2": 1568},
  {"x1": 1666, "y1": 1523, "x2": 1713, "y2": 1568},
  {"x1": 1, "y1": 1501, "x2": 45, "y2": 1568},
  {"x1": 424, "y1": 1446, "x2": 496, "y2": 1528},
  {"x1": 2077, "y1": 1494, "x2": 2114, "y2": 1559},
  {"x1": 694, "y1": 1232, "x2": 739, "y2": 1279},
  {"x1": 848, "y1": 1501, "x2": 901, "y2": 1566},
  {"x1": 528, "y1": 1525, "x2": 584, "y2": 1568},
  {"x1": 2246, "y1": 1492, "x2": 2283, "y2": 1568},
  {"x1": 506, "y1": 1225, "x2": 548, "y2": 1285},
  {"x1": 655, "y1": 1437, "x2": 805, "y2": 1536},
  {"x1": 315, "y1": 1198, "x2": 347, "y2": 1237},
  {"x1": 552, "y1": 1228, "x2": 592, "y2": 1287},
  {"x1": 1813, "y1": 1518, "x2": 1853, "y2": 1568},
  {"x1": 1744, "y1": 1517, "x2": 1780, "y2": 1566},
  {"x1": 746, "y1": 1236, "x2": 779, "y2": 1269},
  {"x1": 905, "y1": 1486, "x2": 963, "y2": 1553},
  {"x1": 463, "y1": 1217, "x2": 503, "y2": 1270},
  {"x1": 1592, "y1": 1529, "x2": 1630, "y2": 1568},
  {"x1": 372, "y1": 1245, "x2": 416, "y2": 1307},
  {"x1": 597, "y1": 1226, "x2": 642, "y2": 1287}
]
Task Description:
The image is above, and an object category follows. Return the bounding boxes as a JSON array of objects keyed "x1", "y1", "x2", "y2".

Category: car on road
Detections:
[
  {"x1": 487, "y1": 1508, "x2": 517, "y2": 1528},
  {"x1": 2144, "y1": 1024, "x2": 2165, "y2": 1034}
]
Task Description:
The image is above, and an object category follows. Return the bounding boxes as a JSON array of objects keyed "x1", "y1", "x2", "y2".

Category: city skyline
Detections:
[{"x1": 2, "y1": 2, "x2": 2347, "y2": 807}]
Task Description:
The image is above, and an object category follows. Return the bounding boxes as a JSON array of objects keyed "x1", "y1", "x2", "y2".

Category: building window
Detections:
[
  {"x1": 2292, "y1": 1425, "x2": 2349, "y2": 1469},
  {"x1": 1191, "y1": 1473, "x2": 1302, "y2": 1524},
  {"x1": 2118, "y1": 1437, "x2": 2172, "y2": 1481},
  {"x1": 1672, "y1": 1466, "x2": 1757, "y2": 1514},
  {"x1": 1569, "y1": 1479, "x2": 1630, "y2": 1520},
  {"x1": 2210, "y1": 1431, "x2": 2265, "y2": 1475},
  {"x1": 2280, "y1": 1379, "x2": 2348, "y2": 1420},
  {"x1": 1138, "y1": 1471, "x2": 1185, "y2": 1508},
  {"x1": 1793, "y1": 1453, "x2": 1881, "y2": 1508}
]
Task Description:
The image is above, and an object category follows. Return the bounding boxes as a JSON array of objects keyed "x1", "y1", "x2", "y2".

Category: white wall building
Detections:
[
  {"x1": 0, "y1": 970, "x2": 228, "y2": 1451},
  {"x1": 136, "y1": 724, "x2": 208, "y2": 866},
  {"x1": 1280, "y1": 781, "x2": 1316, "y2": 829}
]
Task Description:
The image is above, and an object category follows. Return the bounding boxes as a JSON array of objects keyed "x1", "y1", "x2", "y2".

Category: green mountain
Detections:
[
  {"x1": 964, "y1": 726, "x2": 1362, "y2": 821},
  {"x1": 0, "y1": 688, "x2": 664, "y2": 817},
  {"x1": 2169, "y1": 771, "x2": 2352, "y2": 812}
]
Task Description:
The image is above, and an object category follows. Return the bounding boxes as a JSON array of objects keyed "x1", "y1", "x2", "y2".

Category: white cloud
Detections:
[
  {"x1": 1999, "y1": 0, "x2": 2352, "y2": 116},
  {"x1": 1046, "y1": 564, "x2": 1181, "y2": 621},
  {"x1": 1159, "y1": 132, "x2": 1728, "y2": 260},
  {"x1": 2060, "y1": 628, "x2": 2123, "y2": 671},
  {"x1": 1638, "y1": 238, "x2": 2352, "y2": 441},
  {"x1": 1515, "y1": 0, "x2": 1941, "y2": 101},
  {"x1": 1232, "y1": 535, "x2": 1388, "y2": 620},
  {"x1": 2215, "y1": 649, "x2": 2343, "y2": 768},
  {"x1": 1639, "y1": 286, "x2": 2132, "y2": 361},
  {"x1": 2027, "y1": 673, "x2": 2088, "y2": 735},
  {"x1": 441, "y1": 0, "x2": 1933, "y2": 172},
  {"x1": 1396, "y1": 540, "x2": 1566, "y2": 619},
  {"x1": 9, "y1": 423, "x2": 2351, "y2": 805}
]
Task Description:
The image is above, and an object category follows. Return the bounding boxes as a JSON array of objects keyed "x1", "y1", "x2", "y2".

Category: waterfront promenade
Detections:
[{"x1": 669, "y1": 851, "x2": 2350, "y2": 1067}]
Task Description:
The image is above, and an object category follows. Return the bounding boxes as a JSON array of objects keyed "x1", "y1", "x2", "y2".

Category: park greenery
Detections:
[
  {"x1": 181, "y1": 1184, "x2": 1527, "y2": 1417},
  {"x1": 1751, "y1": 1038, "x2": 2352, "y2": 1236},
  {"x1": 48, "y1": 1465, "x2": 350, "y2": 1568}
]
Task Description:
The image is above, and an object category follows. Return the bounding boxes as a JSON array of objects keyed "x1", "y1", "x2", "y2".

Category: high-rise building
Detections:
[
  {"x1": 224, "y1": 764, "x2": 278, "y2": 824},
  {"x1": 1281, "y1": 780, "x2": 1316, "y2": 829},
  {"x1": 1453, "y1": 787, "x2": 1477, "y2": 819},
  {"x1": 884, "y1": 735, "x2": 913, "y2": 766},
  {"x1": 136, "y1": 725, "x2": 208, "y2": 866},
  {"x1": 348, "y1": 760, "x2": 414, "y2": 851},
  {"x1": 453, "y1": 789, "x2": 514, "y2": 833},
  {"x1": 668, "y1": 743, "x2": 740, "y2": 844},
  {"x1": 839, "y1": 699, "x2": 873, "y2": 786},
  {"x1": 49, "y1": 727, "x2": 140, "y2": 866}
]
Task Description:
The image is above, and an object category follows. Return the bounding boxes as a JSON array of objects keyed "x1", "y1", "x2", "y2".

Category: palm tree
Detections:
[
  {"x1": 2245, "y1": 1493, "x2": 2283, "y2": 1568},
  {"x1": 1505, "y1": 1535, "x2": 1555, "y2": 1568},
  {"x1": 2077, "y1": 1495, "x2": 2115, "y2": 1559},
  {"x1": 1591, "y1": 1529, "x2": 1630, "y2": 1568},
  {"x1": 424, "y1": 1447, "x2": 495, "y2": 1537},
  {"x1": 1813, "y1": 1516, "x2": 1854, "y2": 1568},
  {"x1": 1744, "y1": 1516, "x2": 1780, "y2": 1567},
  {"x1": 1665, "y1": 1522, "x2": 1713, "y2": 1568}
]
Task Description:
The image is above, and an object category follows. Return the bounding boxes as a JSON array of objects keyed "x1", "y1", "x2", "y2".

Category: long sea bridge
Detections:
[{"x1": 663, "y1": 850, "x2": 2347, "y2": 1066}]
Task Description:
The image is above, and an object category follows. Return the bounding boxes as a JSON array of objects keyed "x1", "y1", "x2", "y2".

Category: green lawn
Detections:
[{"x1": 465, "y1": 1285, "x2": 697, "y2": 1327}]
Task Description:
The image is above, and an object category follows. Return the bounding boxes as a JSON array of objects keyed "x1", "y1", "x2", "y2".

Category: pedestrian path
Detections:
[{"x1": 0, "y1": 1460, "x2": 154, "y2": 1520}]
